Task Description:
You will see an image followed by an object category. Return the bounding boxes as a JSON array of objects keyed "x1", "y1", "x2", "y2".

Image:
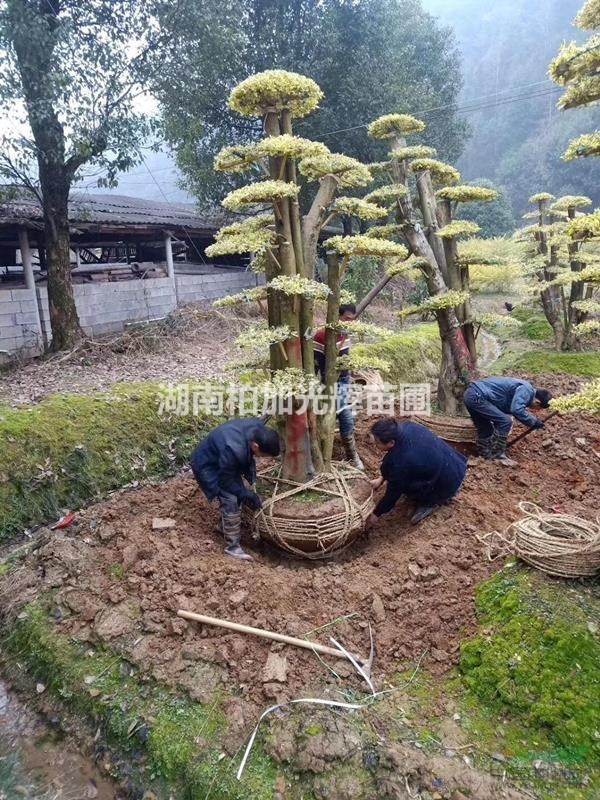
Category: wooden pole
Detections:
[
  {"x1": 164, "y1": 231, "x2": 178, "y2": 305},
  {"x1": 177, "y1": 609, "x2": 368, "y2": 667},
  {"x1": 18, "y1": 227, "x2": 44, "y2": 349}
]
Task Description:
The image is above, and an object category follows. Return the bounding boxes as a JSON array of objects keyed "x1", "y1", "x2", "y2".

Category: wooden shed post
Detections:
[
  {"x1": 18, "y1": 227, "x2": 44, "y2": 349},
  {"x1": 164, "y1": 231, "x2": 178, "y2": 305}
]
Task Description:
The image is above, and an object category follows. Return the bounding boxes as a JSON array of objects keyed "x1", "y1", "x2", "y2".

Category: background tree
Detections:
[
  {"x1": 154, "y1": 0, "x2": 467, "y2": 209},
  {"x1": 0, "y1": 0, "x2": 157, "y2": 349},
  {"x1": 549, "y1": 0, "x2": 600, "y2": 160},
  {"x1": 517, "y1": 192, "x2": 600, "y2": 350},
  {"x1": 425, "y1": 0, "x2": 600, "y2": 215},
  {"x1": 337, "y1": 115, "x2": 500, "y2": 414}
]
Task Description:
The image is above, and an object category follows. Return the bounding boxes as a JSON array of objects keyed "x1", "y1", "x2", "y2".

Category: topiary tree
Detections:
[
  {"x1": 516, "y1": 192, "x2": 600, "y2": 350},
  {"x1": 208, "y1": 71, "x2": 412, "y2": 484},
  {"x1": 338, "y1": 114, "x2": 501, "y2": 415},
  {"x1": 550, "y1": 0, "x2": 600, "y2": 161}
]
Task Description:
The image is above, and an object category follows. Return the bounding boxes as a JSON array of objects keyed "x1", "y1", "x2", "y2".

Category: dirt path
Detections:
[
  {"x1": 10, "y1": 374, "x2": 599, "y2": 720},
  {"x1": 477, "y1": 330, "x2": 502, "y2": 372}
]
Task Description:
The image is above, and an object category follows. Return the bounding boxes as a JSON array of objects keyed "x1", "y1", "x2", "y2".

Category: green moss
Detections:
[
  {"x1": 354, "y1": 323, "x2": 440, "y2": 384},
  {"x1": 512, "y1": 308, "x2": 553, "y2": 341},
  {"x1": 304, "y1": 723, "x2": 323, "y2": 736},
  {"x1": 506, "y1": 350, "x2": 600, "y2": 377},
  {"x1": 108, "y1": 563, "x2": 126, "y2": 581},
  {"x1": 3, "y1": 605, "x2": 278, "y2": 799},
  {"x1": 0, "y1": 383, "x2": 220, "y2": 542},
  {"x1": 459, "y1": 569, "x2": 600, "y2": 767}
]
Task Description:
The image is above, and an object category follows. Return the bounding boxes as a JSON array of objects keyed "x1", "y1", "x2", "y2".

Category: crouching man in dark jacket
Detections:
[
  {"x1": 366, "y1": 419, "x2": 468, "y2": 529},
  {"x1": 463, "y1": 377, "x2": 551, "y2": 465},
  {"x1": 190, "y1": 418, "x2": 280, "y2": 561}
]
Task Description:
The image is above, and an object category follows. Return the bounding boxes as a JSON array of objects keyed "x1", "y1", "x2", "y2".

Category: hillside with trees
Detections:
[{"x1": 423, "y1": 0, "x2": 600, "y2": 215}]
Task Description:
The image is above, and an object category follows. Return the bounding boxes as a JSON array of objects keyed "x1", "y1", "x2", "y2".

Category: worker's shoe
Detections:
[
  {"x1": 342, "y1": 434, "x2": 365, "y2": 470},
  {"x1": 410, "y1": 505, "x2": 437, "y2": 525},
  {"x1": 476, "y1": 436, "x2": 495, "y2": 460},
  {"x1": 221, "y1": 511, "x2": 253, "y2": 561},
  {"x1": 492, "y1": 432, "x2": 518, "y2": 467}
]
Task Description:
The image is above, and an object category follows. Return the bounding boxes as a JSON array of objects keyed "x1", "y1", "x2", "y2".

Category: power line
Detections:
[
  {"x1": 140, "y1": 156, "x2": 209, "y2": 265},
  {"x1": 310, "y1": 85, "x2": 564, "y2": 139}
]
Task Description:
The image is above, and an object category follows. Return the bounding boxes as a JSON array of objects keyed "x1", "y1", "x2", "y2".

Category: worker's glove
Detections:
[
  {"x1": 531, "y1": 419, "x2": 545, "y2": 430},
  {"x1": 242, "y1": 491, "x2": 262, "y2": 511}
]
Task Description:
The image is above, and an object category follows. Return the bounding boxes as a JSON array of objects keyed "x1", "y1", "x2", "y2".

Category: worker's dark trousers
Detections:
[
  {"x1": 218, "y1": 490, "x2": 240, "y2": 514},
  {"x1": 463, "y1": 385, "x2": 512, "y2": 438}
]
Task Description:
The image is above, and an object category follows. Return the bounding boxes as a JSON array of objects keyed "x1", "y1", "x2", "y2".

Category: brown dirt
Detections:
[{"x1": 11, "y1": 374, "x2": 600, "y2": 718}]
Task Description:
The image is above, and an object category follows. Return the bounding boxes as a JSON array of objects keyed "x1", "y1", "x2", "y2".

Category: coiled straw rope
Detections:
[
  {"x1": 479, "y1": 502, "x2": 600, "y2": 578},
  {"x1": 250, "y1": 462, "x2": 374, "y2": 560},
  {"x1": 411, "y1": 414, "x2": 478, "y2": 444}
]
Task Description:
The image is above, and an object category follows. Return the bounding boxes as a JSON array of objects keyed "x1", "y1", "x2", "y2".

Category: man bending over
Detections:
[
  {"x1": 463, "y1": 376, "x2": 551, "y2": 465},
  {"x1": 366, "y1": 418, "x2": 468, "y2": 529},
  {"x1": 190, "y1": 418, "x2": 280, "y2": 561}
]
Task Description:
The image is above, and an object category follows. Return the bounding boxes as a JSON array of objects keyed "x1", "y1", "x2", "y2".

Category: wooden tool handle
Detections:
[
  {"x1": 177, "y1": 609, "x2": 365, "y2": 665},
  {"x1": 507, "y1": 410, "x2": 560, "y2": 450}
]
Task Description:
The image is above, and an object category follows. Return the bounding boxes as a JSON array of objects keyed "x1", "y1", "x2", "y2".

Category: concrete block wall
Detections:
[
  {"x1": 0, "y1": 287, "x2": 43, "y2": 358},
  {"x1": 1, "y1": 270, "x2": 261, "y2": 356},
  {"x1": 36, "y1": 278, "x2": 178, "y2": 339},
  {"x1": 176, "y1": 269, "x2": 261, "y2": 304}
]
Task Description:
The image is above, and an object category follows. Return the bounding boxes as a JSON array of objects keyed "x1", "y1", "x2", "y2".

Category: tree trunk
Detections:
[
  {"x1": 40, "y1": 175, "x2": 83, "y2": 350},
  {"x1": 355, "y1": 273, "x2": 393, "y2": 316},
  {"x1": 320, "y1": 251, "x2": 341, "y2": 468},
  {"x1": 11, "y1": 2, "x2": 83, "y2": 351},
  {"x1": 437, "y1": 198, "x2": 477, "y2": 365},
  {"x1": 389, "y1": 136, "x2": 472, "y2": 413}
]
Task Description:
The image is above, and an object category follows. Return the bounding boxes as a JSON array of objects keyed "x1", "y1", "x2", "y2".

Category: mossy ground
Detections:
[
  {"x1": 3, "y1": 604, "x2": 279, "y2": 799},
  {"x1": 0, "y1": 383, "x2": 219, "y2": 543},
  {"x1": 485, "y1": 306, "x2": 600, "y2": 377},
  {"x1": 354, "y1": 323, "x2": 441, "y2": 384},
  {"x1": 456, "y1": 567, "x2": 600, "y2": 799}
]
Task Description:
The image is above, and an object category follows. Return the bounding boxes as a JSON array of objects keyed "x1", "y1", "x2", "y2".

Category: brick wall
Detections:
[
  {"x1": 176, "y1": 269, "x2": 261, "y2": 304},
  {"x1": 37, "y1": 277, "x2": 178, "y2": 339},
  {"x1": 0, "y1": 287, "x2": 43, "y2": 359}
]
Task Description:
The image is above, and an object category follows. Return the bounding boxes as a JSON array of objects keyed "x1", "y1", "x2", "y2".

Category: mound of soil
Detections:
[
  {"x1": 10, "y1": 375, "x2": 600, "y2": 717},
  {"x1": 10, "y1": 376, "x2": 600, "y2": 706}
]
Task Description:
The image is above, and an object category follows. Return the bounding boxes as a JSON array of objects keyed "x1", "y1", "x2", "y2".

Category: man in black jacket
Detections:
[
  {"x1": 366, "y1": 418, "x2": 468, "y2": 528},
  {"x1": 190, "y1": 418, "x2": 280, "y2": 560}
]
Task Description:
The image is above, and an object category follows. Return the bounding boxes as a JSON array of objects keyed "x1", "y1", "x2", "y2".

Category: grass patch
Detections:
[
  {"x1": 459, "y1": 567, "x2": 600, "y2": 783},
  {"x1": 506, "y1": 351, "x2": 600, "y2": 377},
  {"x1": 512, "y1": 308, "x2": 553, "y2": 341},
  {"x1": 354, "y1": 323, "x2": 441, "y2": 384},
  {"x1": 0, "y1": 383, "x2": 220, "y2": 543},
  {"x1": 4, "y1": 604, "x2": 277, "y2": 799}
]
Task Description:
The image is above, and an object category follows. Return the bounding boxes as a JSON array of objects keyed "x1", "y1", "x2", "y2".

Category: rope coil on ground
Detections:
[
  {"x1": 412, "y1": 414, "x2": 478, "y2": 443},
  {"x1": 479, "y1": 502, "x2": 600, "y2": 578},
  {"x1": 249, "y1": 463, "x2": 374, "y2": 560}
]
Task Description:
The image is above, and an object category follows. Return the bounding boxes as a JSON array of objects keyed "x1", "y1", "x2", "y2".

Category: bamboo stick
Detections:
[{"x1": 177, "y1": 610, "x2": 367, "y2": 667}]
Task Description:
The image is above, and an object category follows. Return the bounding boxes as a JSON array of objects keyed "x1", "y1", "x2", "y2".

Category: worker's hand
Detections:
[
  {"x1": 364, "y1": 513, "x2": 379, "y2": 532},
  {"x1": 370, "y1": 477, "x2": 384, "y2": 490},
  {"x1": 242, "y1": 491, "x2": 263, "y2": 511},
  {"x1": 531, "y1": 419, "x2": 545, "y2": 430}
]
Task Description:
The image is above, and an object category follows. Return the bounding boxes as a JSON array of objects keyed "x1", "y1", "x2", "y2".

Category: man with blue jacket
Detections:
[
  {"x1": 464, "y1": 377, "x2": 551, "y2": 464},
  {"x1": 190, "y1": 418, "x2": 280, "y2": 561}
]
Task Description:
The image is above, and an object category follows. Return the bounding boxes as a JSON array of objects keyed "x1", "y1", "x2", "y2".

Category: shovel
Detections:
[{"x1": 507, "y1": 410, "x2": 560, "y2": 450}]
